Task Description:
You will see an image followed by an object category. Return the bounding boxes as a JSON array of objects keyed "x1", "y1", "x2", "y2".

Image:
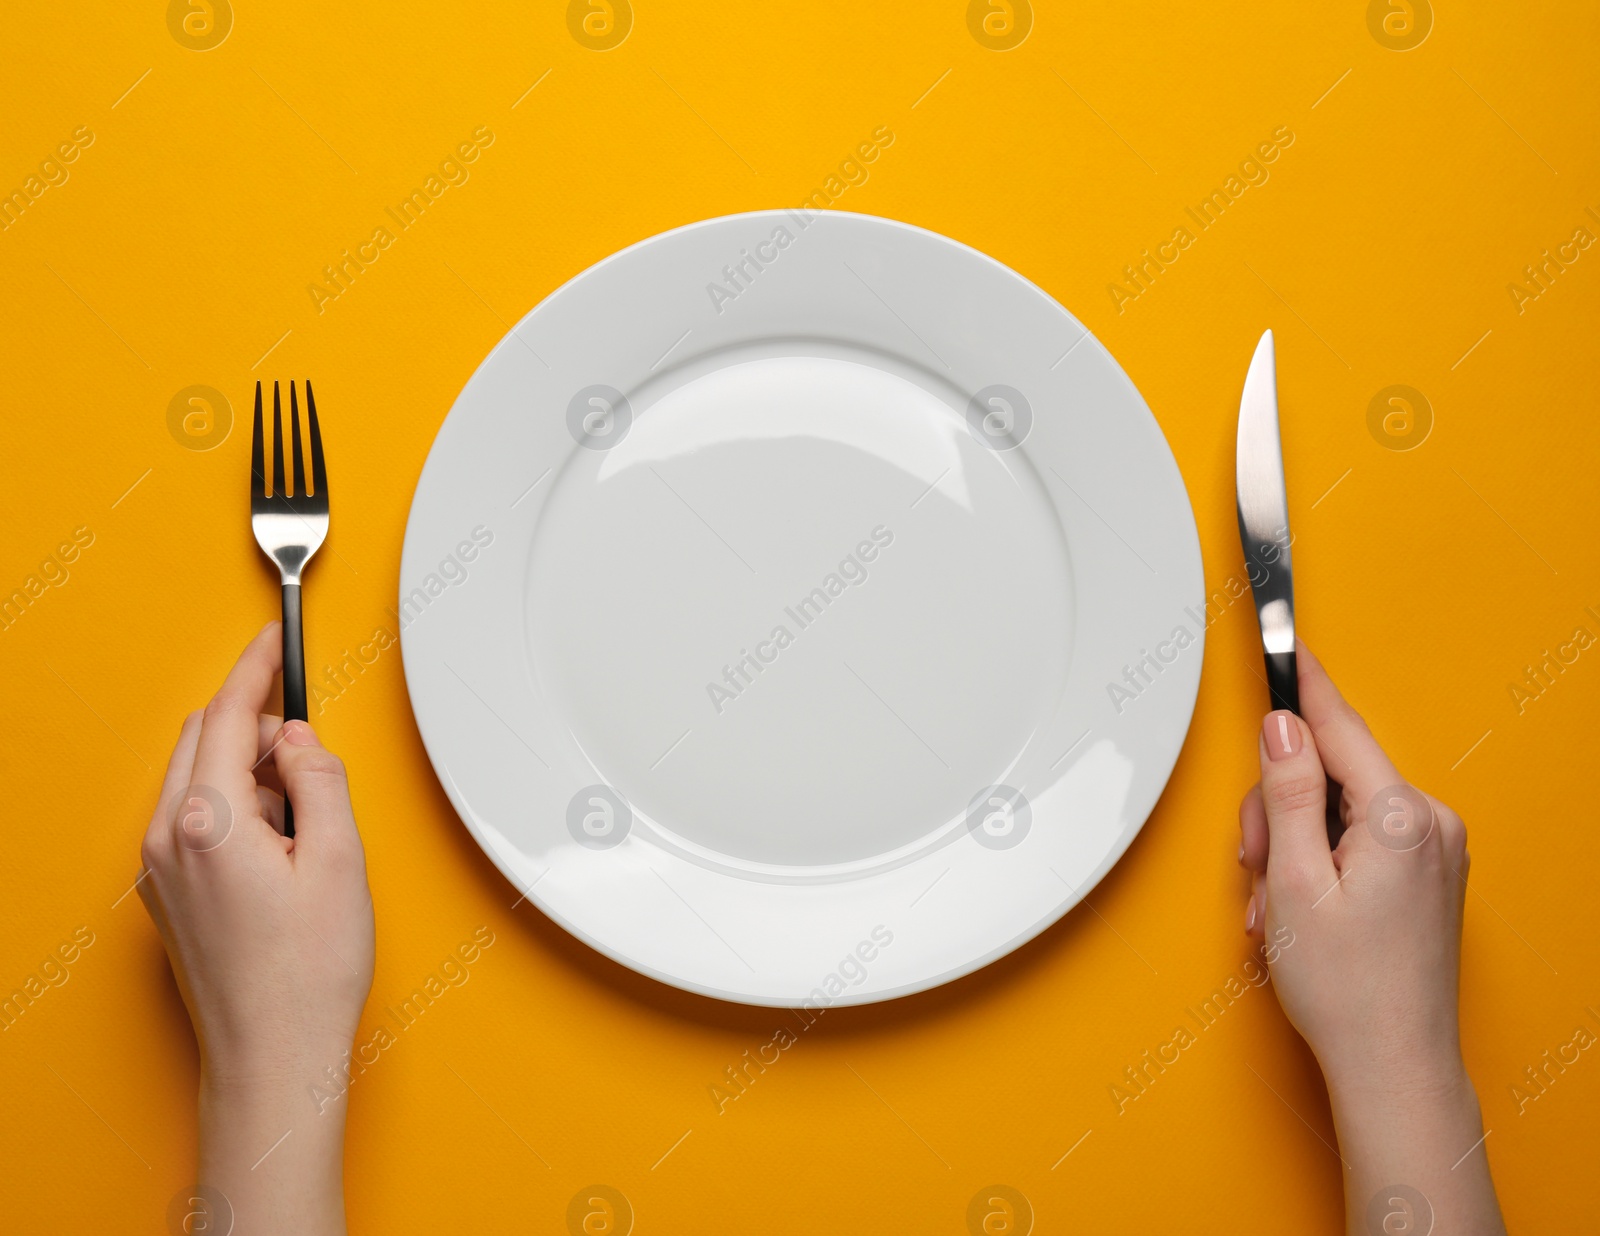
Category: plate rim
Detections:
[{"x1": 399, "y1": 207, "x2": 1206, "y2": 1006}]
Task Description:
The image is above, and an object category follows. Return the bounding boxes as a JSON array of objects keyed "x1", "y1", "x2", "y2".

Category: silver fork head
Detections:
[{"x1": 251, "y1": 380, "x2": 330, "y2": 584}]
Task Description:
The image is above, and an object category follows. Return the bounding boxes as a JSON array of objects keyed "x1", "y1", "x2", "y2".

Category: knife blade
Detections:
[
  {"x1": 1235, "y1": 328, "x2": 1298, "y2": 714},
  {"x1": 1236, "y1": 329, "x2": 1343, "y2": 847}
]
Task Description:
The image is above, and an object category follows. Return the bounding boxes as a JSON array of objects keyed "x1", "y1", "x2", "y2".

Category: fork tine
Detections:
[
  {"x1": 305, "y1": 380, "x2": 327, "y2": 498},
  {"x1": 251, "y1": 381, "x2": 266, "y2": 498},
  {"x1": 271, "y1": 381, "x2": 286, "y2": 499},
  {"x1": 289, "y1": 381, "x2": 306, "y2": 498}
]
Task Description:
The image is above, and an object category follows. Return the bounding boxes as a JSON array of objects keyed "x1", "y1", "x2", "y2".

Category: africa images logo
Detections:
[{"x1": 705, "y1": 526, "x2": 894, "y2": 714}]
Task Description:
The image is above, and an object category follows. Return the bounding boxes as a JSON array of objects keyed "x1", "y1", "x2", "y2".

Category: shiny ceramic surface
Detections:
[{"x1": 400, "y1": 210, "x2": 1204, "y2": 1006}]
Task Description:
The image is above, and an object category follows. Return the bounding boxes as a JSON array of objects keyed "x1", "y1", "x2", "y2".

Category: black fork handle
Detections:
[
  {"x1": 281, "y1": 582, "x2": 306, "y2": 838},
  {"x1": 1260, "y1": 646, "x2": 1343, "y2": 850}
]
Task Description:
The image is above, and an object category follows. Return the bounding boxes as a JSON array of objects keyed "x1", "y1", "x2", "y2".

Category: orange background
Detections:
[{"x1": 2, "y1": 2, "x2": 1597, "y2": 1231}]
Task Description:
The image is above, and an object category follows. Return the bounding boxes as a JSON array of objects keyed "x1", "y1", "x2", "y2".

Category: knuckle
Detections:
[
  {"x1": 202, "y1": 694, "x2": 247, "y2": 725},
  {"x1": 326, "y1": 828, "x2": 368, "y2": 870},
  {"x1": 295, "y1": 749, "x2": 348, "y2": 780},
  {"x1": 1263, "y1": 774, "x2": 1324, "y2": 819},
  {"x1": 1332, "y1": 695, "x2": 1373, "y2": 738},
  {"x1": 139, "y1": 827, "x2": 169, "y2": 872},
  {"x1": 1437, "y1": 810, "x2": 1467, "y2": 852},
  {"x1": 288, "y1": 759, "x2": 353, "y2": 810},
  {"x1": 1336, "y1": 788, "x2": 1359, "y2": 830},
  {"x1": 1272, "y1": 859, "x2": 1321, "y2": 899}
]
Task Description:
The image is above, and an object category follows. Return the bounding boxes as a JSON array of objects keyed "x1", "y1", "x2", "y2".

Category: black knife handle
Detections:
[
  {"x1": 1265, "y1": 648, "x2": 1298, "y2": 714},
  {"x1": 1261, "y1": 646, "x2": 1343, "y2": 850},
  {"x1": 281, "y1": 582, "x2": 305, "y2": 839}
]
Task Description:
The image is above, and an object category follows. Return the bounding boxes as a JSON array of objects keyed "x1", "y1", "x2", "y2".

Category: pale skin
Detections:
[
  {"x1": 140, "y1": 623, "x2": 373, "y2": 1236},
  {"x1": 1239, "y1": 644, "x2": 1507, "y2": 1235},
  {"x1": 140, "y1": 628, "x2": 1505, "y2": 1234}
]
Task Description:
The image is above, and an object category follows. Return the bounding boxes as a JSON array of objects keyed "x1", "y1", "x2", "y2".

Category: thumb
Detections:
[
  {"x1": 1258, "y1": 710, "x2": 1336, "y2": 887},
  {"x1": 272, "y1": 721, "x2": 359, "y2": 854}
]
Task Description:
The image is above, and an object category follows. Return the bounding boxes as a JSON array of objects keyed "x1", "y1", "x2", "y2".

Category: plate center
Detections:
[{"x1": 526, "y1": 351, "x2": 1074, "y2": 871}]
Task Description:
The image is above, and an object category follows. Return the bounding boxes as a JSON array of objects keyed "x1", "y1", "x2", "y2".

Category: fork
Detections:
[{"x1": 251, "y1": 380, "x2": 329, "y2": 838}]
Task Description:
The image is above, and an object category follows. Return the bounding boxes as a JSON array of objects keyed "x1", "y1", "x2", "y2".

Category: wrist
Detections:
[
  {"x1": 196, "y1": 1072, "x2": 349, "y2": 1236},
  {"x1": 199, "y1": 1065, "x2": 350, "y2": 1160},
  {"x1": 1320, "y1": 1053, "x2": 1503, "y2": 1236},
  {"x1": 1319, "y1": 1038, "x2": 1468, "y2": 1112},
  {"x1": 201, "y1": 1028, "x2": 358, "y2": 1103},
  {"x1": 1323, "y1": 1050, "x2": 1480, "y2": 1152}
]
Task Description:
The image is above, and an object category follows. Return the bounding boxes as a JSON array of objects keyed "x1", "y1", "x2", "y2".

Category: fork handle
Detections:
[{"x1": 281, "y1": 582, "x2": 306, "y2": 839}]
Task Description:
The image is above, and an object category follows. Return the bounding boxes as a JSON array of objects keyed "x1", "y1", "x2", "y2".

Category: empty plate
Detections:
[{"x1": 400, "y1": 210, "x2": 1203, "y2": 1006}]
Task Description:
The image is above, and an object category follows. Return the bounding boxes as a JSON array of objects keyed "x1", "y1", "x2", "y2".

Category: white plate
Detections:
[{"x1": 400, "y1": 210, "x2": 1203, "y2": 1007}]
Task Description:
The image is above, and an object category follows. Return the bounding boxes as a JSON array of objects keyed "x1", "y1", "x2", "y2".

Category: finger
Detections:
[
  {"x1": 254, "y1": 714, "x2": 286, "y2": 795},
  {"x1": 135, "y1": 865, "x2": 170, "y2": 938},
  {"x1": 191, "y1": 623, "x2": 282, "y2": 813},
  {"x1": 257, "y1": 714, "x2": 284, "y2": 753},
  {"x1": 256, "y1": 785, "x2": 287, "y2": 836},
  {"x1": 271, "y1": 721, "x2": 363, "y2": 864},
  {"x1": 1258, "y1": 709, "x2": 1337, "y2": 887},
  {"x1": 1245, "y1": 871, "x2": 1264, "y2": 939},
  {"x1": 149, "y1": 710, "x2": 205, "y2": 848},
  {"x1": 1239, "y1": 784, "x2": 1269, "y2": 873},
  {"x1": 1427, "y1": 793, "x2": 1468, "y2": 870},
  {"x1": 1295, "y1": 643, "x2": 1405, "y2": 807}
]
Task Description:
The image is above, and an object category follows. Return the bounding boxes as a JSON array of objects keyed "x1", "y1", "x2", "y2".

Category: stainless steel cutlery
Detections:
[
  {"x1": 1235, "y1": 329, "x2": 1341, "y2": 845},
  {"x1": 250, "y1": 379, "x2": 329, "y2": 838}
]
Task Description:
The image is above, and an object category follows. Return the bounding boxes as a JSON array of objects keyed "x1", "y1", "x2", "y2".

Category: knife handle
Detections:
[
  {"x1": 1265, "y1": 648, "x2": 1298, "y2": 714},
  {"x1": 1262, "y1": 646, "x2": 1344, "y2": 849}
]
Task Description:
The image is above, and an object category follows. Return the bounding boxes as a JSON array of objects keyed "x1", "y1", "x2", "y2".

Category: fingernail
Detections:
[
  {"x1": 1244, "y1": 895, "x2": 1258, "y2": 933},
  {"x1": 283, "y1": 720, "x2": 320, "y2": 747},
  {"x1": 1236, "y1": 841, "x2": 1245, "y2": 865},
  {"x1": 1262, "y1": 710, "x2": 1300, "y2": 761}
]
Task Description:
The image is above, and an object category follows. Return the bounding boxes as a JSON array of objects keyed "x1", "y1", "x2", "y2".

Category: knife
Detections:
[
  {"x1": 1236, "y1": 329, "x2": 1298, "y2": 710},
  {"x1": 1235, "y1": 329, "x2": 1342, "y2": 846}
]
